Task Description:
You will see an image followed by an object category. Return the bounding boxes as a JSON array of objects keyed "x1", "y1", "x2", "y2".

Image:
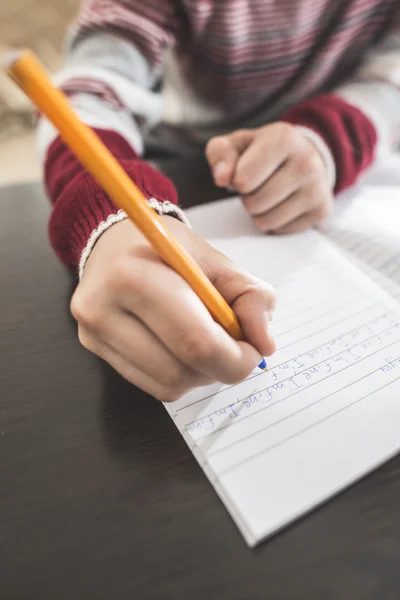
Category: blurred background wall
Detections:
[{"x1": 0, "y1": 0, "x2": 78, "y2": 183}]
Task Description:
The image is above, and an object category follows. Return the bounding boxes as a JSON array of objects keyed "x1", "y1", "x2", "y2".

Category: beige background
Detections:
[{"x1": 0, "y1": 0, "x2": 78, "y2": 184}]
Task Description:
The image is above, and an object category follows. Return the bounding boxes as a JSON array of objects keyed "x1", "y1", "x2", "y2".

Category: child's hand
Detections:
[
  {"x1": 206, "y1": 123, "x2": 333, "y2": 234},
  {"x1": 71, "y1": 216, "x2": 276, "y2": 401}
]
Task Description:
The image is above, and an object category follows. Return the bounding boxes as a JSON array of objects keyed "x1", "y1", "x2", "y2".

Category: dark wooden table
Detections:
[{"x1": 2, "y1": 167, "x2": 400, "y2": 599}]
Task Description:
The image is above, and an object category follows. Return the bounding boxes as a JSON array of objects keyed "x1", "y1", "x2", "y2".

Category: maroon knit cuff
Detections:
[
  {"x1": 282, "y1": 94, "x2": 377, "y2": 193},
  {"x1": 45, "y1": 129, "x2": 178, "y2": 268}
]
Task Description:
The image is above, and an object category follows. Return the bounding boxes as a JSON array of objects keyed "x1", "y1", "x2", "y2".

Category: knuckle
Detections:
[
  {"x1": 303, "y1": 187, "x2": 320, "y2": 210},
  {"x1": 253, "y1": 215, "x2": 270, "y2": 232},
  {"x1": 70, "y1": 291, "x2": 85, "y2": 323},
  {"x1": 162, "y1": 364, "x2": 187, "y2": 391},
  {"x1": 221, "y1": 363, "x2": 253, "y2": 386},
  {"x1": 77, "y1": 326, "x2": 96, "y2": 353},
  {"x1": 214, "y1": 267, "x2": 244, "y2": 291},
  {"x1": 109, "y1": 256, "x2": 138, "y2": 293},
  {"x1": 241, "y1": 191, "x2": 253, "y2": 209},
  {"x1": 313, "y1": 152, "x2": 326, "y2": 175},
  {"x1": 70, "y1": 290, "x2": 102, "y2": 330},
  {"x1": 108, "y1": 255, "x2": 150, "y2": 312},
  {"x1": 157, "y1": 386, "x2": 184, "y2": 403},
  {"x1": 242, "y1": 192, "x2": 264, "y2": 216},
  {"x1": 252, "y1": 212, "x2": 272, "y2": 232},
  {"x1": 275, "y1": 122, "x2": 296, "y2": 145},
  {"x1": 220, "y1": 373, "x2": 243, "y2": 386},
  {"x1": 233, "y1": 167, "x2": 252, "y2": 195},
  {"x1": 314, "y1": 197, "x2": 333, "y2": 221},
  {"x1": 309, "y1": 152, "x2": 325, "y2": 175},
  {"x1": 296, "y1": 137, "x2": 328, "y2": 176},
  {"x1": 264, "y1": 284, "x2": 277, "y2": 311},
  {"x1": 296, "y1": 152, "x2": 320, "y2": 178},
  {"x1": 249, "y1": 280, "x2": 277, "y2": 313},
  {"x1": 180, "y1": 329, "x2": 217, "y2": 364},
  {"x1": 235, "y1": 128, "x2": 250, "y2": 137},
  {"x1": 205, "y1": 136, "x2": 230, "y2": 160}
]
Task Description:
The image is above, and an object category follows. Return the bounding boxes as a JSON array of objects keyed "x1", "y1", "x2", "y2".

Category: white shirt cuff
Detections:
[
  {"x1": 78, "y1": 199, "x2": 189, "y2": 280},
  {"x1": 295, "y1": 125, "x2": 337, "y2": 190}
]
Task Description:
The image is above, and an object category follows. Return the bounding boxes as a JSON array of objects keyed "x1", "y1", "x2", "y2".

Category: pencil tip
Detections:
[{"x1": 258, "y1": 358, "x2": 267, "y2": 370}]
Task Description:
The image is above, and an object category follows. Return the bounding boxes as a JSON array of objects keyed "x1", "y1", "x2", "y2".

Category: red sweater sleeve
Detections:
[
  {"x1": 282, "y1": 94, "x2": 377, "y2": 194},
  {"x1": 44, "y1": 128, "x2": 178, "y2": 269}
]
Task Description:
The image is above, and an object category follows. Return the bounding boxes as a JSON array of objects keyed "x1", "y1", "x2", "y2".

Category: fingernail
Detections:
[{"x1": 213, "y1": 161, "x2": 227, "y2": 180}]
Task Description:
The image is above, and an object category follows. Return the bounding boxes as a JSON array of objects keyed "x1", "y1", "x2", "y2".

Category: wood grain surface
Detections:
[{"x1": 1, "y1": 172, "x2": 400, "y2": 600}]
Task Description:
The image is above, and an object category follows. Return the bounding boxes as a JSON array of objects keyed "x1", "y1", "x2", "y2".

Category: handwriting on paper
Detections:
[{"x1": 186, "y1": 314, "x2": 400, "y2": 440}]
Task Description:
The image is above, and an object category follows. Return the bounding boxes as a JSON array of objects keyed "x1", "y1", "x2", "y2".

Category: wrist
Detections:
[
  {"x1": 45, "y1": 130, "x2": 181, "y2": 270},
  {"x1": 294, "y1": 125, "x2": 336, "y2": 190},
  {"x1": 282, "y1": 94, "x2": 377, "y2": 193},
  {"x1": 78, "y1": 198, "x2": 190, "y2": 280}
]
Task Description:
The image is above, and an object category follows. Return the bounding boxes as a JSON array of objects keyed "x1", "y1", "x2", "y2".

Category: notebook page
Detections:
[
  {"x1": 187, "y1": 195, "x2": 256, "y2": 239},
  {"x1": 164, "y1": 230, "x2": 400, "y2": 546},
  {"x1": 334, "y1": 251, "x2": 400, "y2": 303},
  {"x1": 323, "y1": 186, "x2": 400, "y2": 289},
  {"x1": 187, "y1": 188, "x2": 400, "y2": 298}
]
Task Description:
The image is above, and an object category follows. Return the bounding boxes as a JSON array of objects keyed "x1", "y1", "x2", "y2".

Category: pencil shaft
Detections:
[{"x1": 6, "y1": 50, "x2": 242, "y2": 340}]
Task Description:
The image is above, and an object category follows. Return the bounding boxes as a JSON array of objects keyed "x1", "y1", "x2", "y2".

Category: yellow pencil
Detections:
[{"x1": 6, "y1": 50, "x2": 267, "y2": 368}]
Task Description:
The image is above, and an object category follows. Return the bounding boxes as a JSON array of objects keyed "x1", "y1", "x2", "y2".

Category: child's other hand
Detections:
[
  {"x1": 71, "y1": 217, "x2": 275, "y2": 401},
  {"x1": 206, "y1": 123, "x2": 333, "y2": 234}
]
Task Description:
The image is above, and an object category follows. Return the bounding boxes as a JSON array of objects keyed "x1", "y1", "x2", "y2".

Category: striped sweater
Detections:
[{"x1": 38, "y1": 0, "x2": 400, "y2": 269}]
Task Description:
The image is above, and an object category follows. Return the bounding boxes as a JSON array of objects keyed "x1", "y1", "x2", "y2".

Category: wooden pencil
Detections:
[{"x1": 5, "y1": 49, "x2": 244, "y2": 341}]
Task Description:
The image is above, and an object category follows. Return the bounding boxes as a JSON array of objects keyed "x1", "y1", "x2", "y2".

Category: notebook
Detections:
[
  {"x1": 163, "y1": 186, "x2": 400, "y2": 547},
  {"x1": 322, "y1": 186, "x2": 400, "y2": 299}
]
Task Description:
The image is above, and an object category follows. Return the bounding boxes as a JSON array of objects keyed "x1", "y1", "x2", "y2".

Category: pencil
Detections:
[{"x1": 5, "y1": 49, "x2": 267, "y2": 370}]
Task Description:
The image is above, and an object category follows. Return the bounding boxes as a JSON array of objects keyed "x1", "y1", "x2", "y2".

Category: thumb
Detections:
[
  {"x1": 200, "y1": 246, "x2": 276, "y2": 358},
  {"x1": 206, "y1": 130, "x2": 254, "y2": 188},
  {"x1": 165, "y1": 217, "x2": 276, "y2": 359}
]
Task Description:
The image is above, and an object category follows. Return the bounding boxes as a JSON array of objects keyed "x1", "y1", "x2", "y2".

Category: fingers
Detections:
[
  {"x1": 89, "y1": 339, "x2": 205, "y2": 402},
  {"x1": 252, "y1": 188, "x2": 333, "y2": 233},
  {"x1": 274, "y1": 203, "x2": 333, "y2": 234},
  {"x1": 72, "y1": 216, "x2": 278, "y2": 401},
  {"x1": 206, "y1": 130, "x2": 254, "y2": 187},
  {"x1": 75, "y1": 315, "x2": 213, "y2": 402},
  {"x1": 232, "y1": 129, "x2": 332, "y2": 233},
  {"x1": 72, "y1": 216, "x2": 276, "y2": 392},
  {"x1": 186, "y1": 234, "x2": 276, "y2": 356},
  {"x1": 210, "y1": 262, "x2": 276, "y2": 357},
  {"x1": 79, "y1": 327, "x2": 174, "y2": 400},
  {"x1": 112, "y1": 256, "x2": 264, "y2": 384},
  {"x1": 232, "y1": 290, "x2": 276, "y2": 358},
  {"x1": 207, "y1": 124, "x2": 332, "y2": 236},
  {"x1": 95, "y1": 311, "x2": 204, "y2": 385},
  {"x1": 233, "y1": 123, "x2": 295, "y2": 194},
  {"x1": 241, "y1": 157, "x2": 307, "y2": 217}
]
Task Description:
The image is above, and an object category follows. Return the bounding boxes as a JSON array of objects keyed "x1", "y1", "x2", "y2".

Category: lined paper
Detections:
[
  {"x1": 164, "y1": 228, "x2": 400, "y2": 546},
  {"x1": 323, "y1": 186, "x2": 400, "y2": 296}
]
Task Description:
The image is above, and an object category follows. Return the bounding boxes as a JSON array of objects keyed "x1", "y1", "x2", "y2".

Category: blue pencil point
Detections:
[{"x1": 258, "y1": 357, "x2": 268, "y2": 371}]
